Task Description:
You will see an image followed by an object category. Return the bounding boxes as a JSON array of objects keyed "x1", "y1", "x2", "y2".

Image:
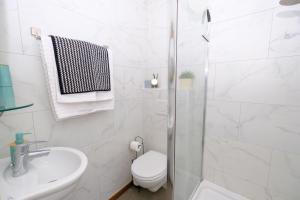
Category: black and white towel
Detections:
[
  {"x1": 40, "y1": 35, "x2": 114, "y2": 121},
  {"x1": 50, "y1": 35, "x2": 111, "y2": 94}
]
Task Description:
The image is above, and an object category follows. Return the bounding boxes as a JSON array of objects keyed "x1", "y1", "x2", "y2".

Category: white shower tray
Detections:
[{"x1": 191, "y1": 180, "x2": 251, "y2": 200}]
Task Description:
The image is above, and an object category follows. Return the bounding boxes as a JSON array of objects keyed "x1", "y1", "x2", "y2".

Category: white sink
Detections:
[{"x1": 0, "y1": 147, "x2": 88, "y2": 200}]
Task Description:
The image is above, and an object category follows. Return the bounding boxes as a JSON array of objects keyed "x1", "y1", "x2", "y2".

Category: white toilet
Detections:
[{"x1": 131, "y1": 150, "x2": 167, "y2": 192}]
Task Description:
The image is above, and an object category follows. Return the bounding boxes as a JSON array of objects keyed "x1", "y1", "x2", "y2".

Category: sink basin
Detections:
[{"x1": 0, "y1": 147, "x2": 88, "y2": 200}]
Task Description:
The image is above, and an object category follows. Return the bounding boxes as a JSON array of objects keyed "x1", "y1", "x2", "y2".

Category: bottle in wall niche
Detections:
[
  {"x1": 144, "y1": 80, "x2": 151, "y2": 88},
  {"x1": 151, "y1": 73, "x2": 158, "y2": 88},
  {"x1": 0, "y1": 64, "x2": 15, "y2": 108}
]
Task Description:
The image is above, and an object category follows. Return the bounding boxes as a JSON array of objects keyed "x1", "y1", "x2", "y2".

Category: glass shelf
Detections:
[{"x1": 0, "y1": 102, "x2": 33, "y2": 112}]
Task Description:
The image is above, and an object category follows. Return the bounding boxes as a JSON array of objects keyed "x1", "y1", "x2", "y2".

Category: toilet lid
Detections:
[{"x1": 131, "y1": 151, "x2": 167, "y2": 180}]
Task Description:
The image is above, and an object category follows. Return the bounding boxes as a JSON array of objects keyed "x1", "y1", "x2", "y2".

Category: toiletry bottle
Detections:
[
  {"x1": 9, "y1": 142, "x2": 16, "y2": 163},
  {"x1": 10, "y1": 132, "x2": 31, "y2": 163}
]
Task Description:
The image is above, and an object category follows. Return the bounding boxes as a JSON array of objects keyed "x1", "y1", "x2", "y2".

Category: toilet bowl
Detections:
[{"x1": 131, "y1": 150, "x2": 167, "y2": 192}]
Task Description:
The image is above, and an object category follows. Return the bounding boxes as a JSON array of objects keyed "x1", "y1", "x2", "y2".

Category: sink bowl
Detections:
[{"x1": 0, "y1": 147, "x2": 88, "y2": 200}]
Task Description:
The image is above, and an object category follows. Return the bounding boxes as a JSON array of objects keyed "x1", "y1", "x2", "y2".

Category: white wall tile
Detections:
[
  {"x1": 147, "y1": 28, "x2": 170, "y2": 67},
  {"x1": 98, "y1": 139, "x2": 133, "y2": 199},
  {"x1": 18, "y1": 0, "x2": 112, "y2": 56},
  {"x1": 114, "y1": 67, "x2": 143, "y2": 100},
  {"x1": 48, "y1": 111, "x2": 115, "y2": 148},
  {"x1": 0, "y1": 0, "x2": 23, "y2": 53},
  {"x1": 269, "y1": 4, "x2": 300, "y2": 57},
  {"x1": 268, "y1": 150, "x2": 300, "y2": 200},
  {"x1": 0, "y1": 0, "x2": 18, "y2": 10},
  {"x1": 209, "y1": 0, "x2": 278, "y2": 23},
  {"x1": 209, "y1": 11, "x2": 273, "y2": 62},
  {"x1": 146, "y1": 0, "x2": 170, "y2": 68},
  {"x1": 202, "y1": 162, "x2": 216, "y2": 183},
  {"x1": 112, "y1": 0, "x2": 147, "y2": 29},
  {"x1": 205, "y1": 100, "x2": 240, "y2": 140},
  {"x1": 143, "y1": 96, "x2": 167, "y2": 154},
  {"x1": 147, "y1": 0, "x2": 170, "y2": 29},
  {"x1": 110, "y1": 26, "x2": 148, "y2": 67},
  {"x1": 114, "y1": 99, "x2": 143, "y2": 136},
  {"x1": 240, "y1": 103, "x2": 300, "y2": 154},
  {"x1": 33, "y1": 110, "x2": 116, "y2": 150},
  {"x1": 214, "y1": 56, "x2": 300, "y2": 106},
  {"x1": 204, "y1": 137, "x2": 271, "y2": 187},
  {"x1": 47, "y1": 0, "x2": 113, "y2": 23},
  {"x1": 142, "y1": 87, "x2": 168, "y2": 100},
  {"x1": 0, "y1": 52, "x2": 50, "y2": 112}
]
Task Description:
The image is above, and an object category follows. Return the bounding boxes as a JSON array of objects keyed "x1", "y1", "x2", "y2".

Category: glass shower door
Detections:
[{"x1": 171, "y1": 0, "x2": 209, "y2": 199}]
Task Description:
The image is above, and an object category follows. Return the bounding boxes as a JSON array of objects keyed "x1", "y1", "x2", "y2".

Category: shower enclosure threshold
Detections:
[{"x1": 191, "y1": 180, "x2": 250, "y2": 200}]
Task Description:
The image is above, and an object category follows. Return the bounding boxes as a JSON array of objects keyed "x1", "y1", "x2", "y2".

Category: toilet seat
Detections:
[
  {"x1": 133, "y1": 170, "x2": 166, "y2": 181},
  {"x1": 131, "y1": 151, "x2": 167, "y2": 192}
]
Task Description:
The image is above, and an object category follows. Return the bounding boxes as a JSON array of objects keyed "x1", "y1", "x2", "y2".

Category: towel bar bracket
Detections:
[
  {"x1": 31, "y1": 27, "x2": 41, "y2": 40},
  {"x1": 30, "y1": 27, "x2": 109, "y2": 49}
]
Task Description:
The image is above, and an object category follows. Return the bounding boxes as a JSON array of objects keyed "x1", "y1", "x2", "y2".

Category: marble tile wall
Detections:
[
  {"x1": 142, "y1": 0, "x2": 170, "y2": 155},
  {"x1": 204, "y1": 1, "x2": 300, "y2": 200},
  {"x1": 0, "y1": 0, "x2": 148, "y2": 199}
]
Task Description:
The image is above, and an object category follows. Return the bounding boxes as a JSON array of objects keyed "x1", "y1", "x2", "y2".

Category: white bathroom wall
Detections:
[
  {"x1": 0, "y1": 0, "x2": 148, "y2": 199},
  {"x1": 204, "y1": 1, "x2": 300, "y2": 200},
  {"x1": 142, "y1": 0, "x2": 170, "y2": 155}
]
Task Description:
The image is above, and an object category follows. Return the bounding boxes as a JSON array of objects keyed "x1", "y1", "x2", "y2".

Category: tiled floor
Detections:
[{"x1": 117, "y1": 184, "x2": 172, "y2": 200}]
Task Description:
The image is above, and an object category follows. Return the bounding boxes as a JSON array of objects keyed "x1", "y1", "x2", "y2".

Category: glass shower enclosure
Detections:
[{"x1": 168, "y1": 0, "x2": 209, "y2": 199}]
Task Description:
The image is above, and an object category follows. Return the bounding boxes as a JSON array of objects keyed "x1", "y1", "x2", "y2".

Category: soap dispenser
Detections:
[
  {"x1": 10, "y1": 132, "x2": 31, "y2": 163},
  {"x1": 15, "y1": 132, "x2": 31, "y2": 145}
]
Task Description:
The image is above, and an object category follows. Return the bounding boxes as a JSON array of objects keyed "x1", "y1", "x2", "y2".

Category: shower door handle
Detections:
[
  {"x1": 207, "y1": 9, "x2": 211, "y2": 22},
  {"x1": 201, "y1": 9, "x2": 211, "y2": 42}
]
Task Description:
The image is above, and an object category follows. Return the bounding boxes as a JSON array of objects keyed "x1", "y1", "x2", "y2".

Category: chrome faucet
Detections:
[{"x1": 11, "y1": 141, "x2": 50, "y2": 177}]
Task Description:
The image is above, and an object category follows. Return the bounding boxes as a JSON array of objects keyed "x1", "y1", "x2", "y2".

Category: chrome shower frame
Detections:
[
  {"x1": 167, "y1": 0, "x2": 210, "y2": 199},
  {"x1": 167, "y1": 1, "x2": 178, "y2": 198}
]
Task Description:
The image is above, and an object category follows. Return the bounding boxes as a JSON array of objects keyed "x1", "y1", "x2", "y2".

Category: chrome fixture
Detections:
[
  {"x1": 11, "y1": 141, "x2": 50, "y2": 177},
  {"x1": 31, "y1": 27, "x2": 42, "y2": 40},
  {"x1": 279, "y1": 0, "x2": 300, "y2": 6},
  {"x1": 167, "y1": 0, "x2": 177, "y2": 192},
  {"x1": 201, "y1": 9, "x2": 211, "y2": 42},
  {"x1": 206, "y1": 9, "x2": 211, "y2": 22},
  {"x1": 202, "y1": 35, "x2": 210, "y2": 42},
  {"x1": 134, "y1": 136, "x2": 144, "y2": 158},
  {"x1": 30, "y1": 26, "x2": 109, "y2": 49}
]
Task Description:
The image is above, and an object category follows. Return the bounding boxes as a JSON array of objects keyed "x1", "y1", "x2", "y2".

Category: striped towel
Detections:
[
  {"x1": 50, "y1": 35, "x2": 111, "y2": 94},
  {"x1": 40, "y1": 34, "x2": 114, "y2": 121}
]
